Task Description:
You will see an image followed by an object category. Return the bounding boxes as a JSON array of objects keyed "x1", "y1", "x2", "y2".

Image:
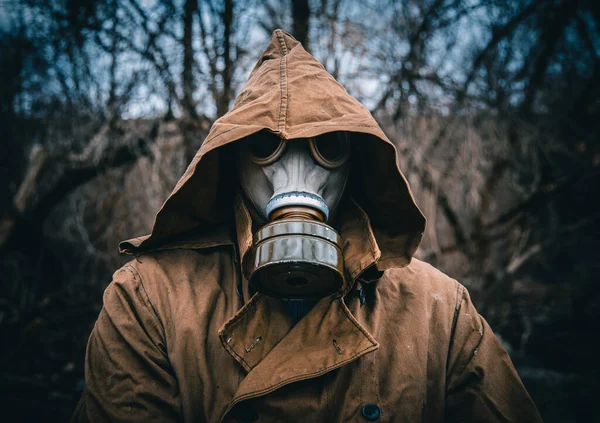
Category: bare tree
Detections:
[
  {"x1": 197, "y1": 0, "x2": 238, "y2": 117},
  {"x1": 182, "y1": 0, "x2": 199, "y2": 119},
  {"x1": 292, "y1": 0, "x2": 310, "y2": 49}
]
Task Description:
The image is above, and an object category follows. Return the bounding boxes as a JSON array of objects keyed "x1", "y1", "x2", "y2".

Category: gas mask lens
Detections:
[
  {"x1": 309, "y1": 132, "x2": 350, "y2": 169},
  {"x1": 247, "y1": 132, "x2": 350, "y2": 168},
  {"x1": 247, "y1": 132, "x2": 286, "y2": 165}
]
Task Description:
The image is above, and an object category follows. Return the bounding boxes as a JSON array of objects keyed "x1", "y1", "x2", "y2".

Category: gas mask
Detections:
[{"x1": 238, "y1": 131, "x2": 350, "y2": 299}]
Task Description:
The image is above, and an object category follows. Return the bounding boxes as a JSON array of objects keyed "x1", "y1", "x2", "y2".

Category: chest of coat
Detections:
[
  {"x1": 205, "y1": 345, "x2": 438, "y2": 423},
  {"x1": 165, "y1": 290, "x2": 448, "y2": 422}
]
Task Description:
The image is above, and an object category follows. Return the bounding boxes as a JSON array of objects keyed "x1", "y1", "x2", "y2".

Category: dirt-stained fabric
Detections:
[{"x1": 73, "y1": 30, "x2": 542, "y2": 422}]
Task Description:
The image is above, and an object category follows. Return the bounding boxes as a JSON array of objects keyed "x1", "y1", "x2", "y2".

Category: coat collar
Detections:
[
  {"x1": 218, "y1": 293, "x2": 378, "y2": 421},
  {"x1": 221, "y1": 197, "x2": 387, "y2": 420}
]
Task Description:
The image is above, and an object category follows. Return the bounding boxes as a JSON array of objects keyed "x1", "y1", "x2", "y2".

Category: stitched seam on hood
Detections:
[
  {"x1": 276, "y1": 31, "x2": 289, "y2": 134},
  {"x1": 278, "y1": 56, "x2": 288, "y2": 133},
  {"x1": 275, "y1": 29, "x2": 289, "y2": 55}
]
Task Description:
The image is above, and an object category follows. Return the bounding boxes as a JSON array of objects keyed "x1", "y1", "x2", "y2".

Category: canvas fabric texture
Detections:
[{"x1": 72, "y1": 30, "x2": 542, "y2": 422}]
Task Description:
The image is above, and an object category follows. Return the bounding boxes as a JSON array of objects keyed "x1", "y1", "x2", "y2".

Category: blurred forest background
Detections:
[{"x1": 0, "y1": 0, "x2": 599, "y2": 421}]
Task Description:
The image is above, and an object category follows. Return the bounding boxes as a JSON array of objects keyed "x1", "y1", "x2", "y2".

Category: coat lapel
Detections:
[
  {"x1": 219, "y1": 294, "x2": 379, "y2": 421},
  {"x1": 219, "y1": 293, "x2": 295, "y2": 372}
]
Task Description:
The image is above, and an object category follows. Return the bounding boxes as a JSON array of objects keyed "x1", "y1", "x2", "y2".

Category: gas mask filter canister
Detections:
[{"x1": 238, "y1": 132, "x2": 350, "y2": 299}]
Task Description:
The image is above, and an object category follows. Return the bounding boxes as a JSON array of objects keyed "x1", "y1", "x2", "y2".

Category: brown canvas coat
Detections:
[{"x1": 73, "y1": 30, "x2": 542, "y2": 422}]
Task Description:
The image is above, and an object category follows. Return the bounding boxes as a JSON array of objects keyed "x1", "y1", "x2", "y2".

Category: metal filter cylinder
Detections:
[{"x1": 248, "y1": 218, "x2": 345, "y2": 299}]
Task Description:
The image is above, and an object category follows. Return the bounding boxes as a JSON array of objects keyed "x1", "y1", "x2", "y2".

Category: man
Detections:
[{"x1": 73, "y1": 30, "x2": 542, "y2": 422}]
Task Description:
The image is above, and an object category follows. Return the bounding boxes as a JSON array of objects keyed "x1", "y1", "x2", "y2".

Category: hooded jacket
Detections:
[{"x1": 73, "y1": 30, "x2": 542, "y2": 423}]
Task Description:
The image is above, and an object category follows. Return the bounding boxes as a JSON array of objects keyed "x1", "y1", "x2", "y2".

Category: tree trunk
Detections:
[
  {"x1": 292, "y1": 0, "x2": 310, "y2": 51},
  {"x1": 182, "y1": 0, "x2": 198, "y2": 119},
  {"x1": 217, "y1": 0, "x2": 234, "y2": 117}
]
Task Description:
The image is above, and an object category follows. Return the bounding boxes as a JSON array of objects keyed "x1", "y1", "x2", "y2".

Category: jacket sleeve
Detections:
[
  {"x1": 445, "y1": 284, "x2": 543, "y2": 422},
  {"x1": 72, "y1": 264, "x2": 182, "y2": 422}
]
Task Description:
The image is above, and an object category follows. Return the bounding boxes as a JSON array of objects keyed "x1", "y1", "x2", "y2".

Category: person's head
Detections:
[{"x1": 120, "y1": 30, "x2": 425, "y2": 302}]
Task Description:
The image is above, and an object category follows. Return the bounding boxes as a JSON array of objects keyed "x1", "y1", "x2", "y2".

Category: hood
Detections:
[{"x1": 120, "y1": 29, "x2": 425, "y2": 280}]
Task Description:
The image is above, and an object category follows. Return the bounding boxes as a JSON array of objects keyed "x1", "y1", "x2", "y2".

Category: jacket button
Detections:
[{"x1": 361, "y1": 403, "x2": 381, "y2": 420}]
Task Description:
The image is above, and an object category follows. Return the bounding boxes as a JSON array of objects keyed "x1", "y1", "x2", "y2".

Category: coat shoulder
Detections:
[
  {"x1": 117, "y1": 246, "x2": 236, "y2": 307},
  {"x1": 124, "y1": 246, "x2": 231, "y2": 283},
  {"x1": 380, "y1": 257, "x2": 465, "y2": 309}
]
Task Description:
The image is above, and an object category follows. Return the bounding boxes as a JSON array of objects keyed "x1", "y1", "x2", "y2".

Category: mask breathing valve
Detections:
[{"x1": 248, "y1": 192, "x2": 345, "y2": 299}]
